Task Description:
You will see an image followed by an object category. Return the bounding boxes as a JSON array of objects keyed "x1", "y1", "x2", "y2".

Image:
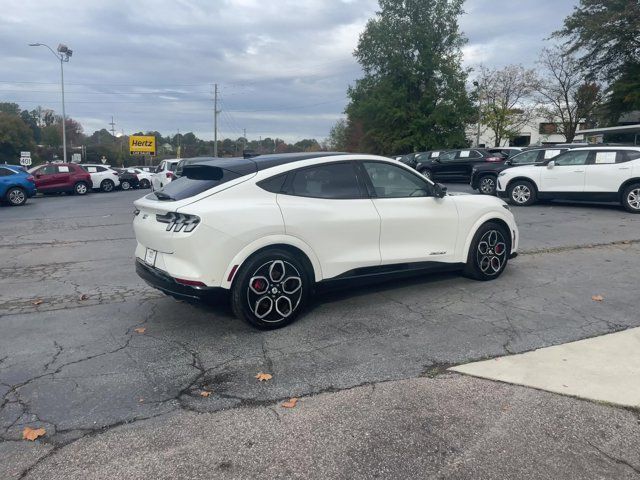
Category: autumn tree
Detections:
[
  {"x1": 345, "y1": 0, "x2": 473, "y2": 155},
  {"x1": 554, "y1": 0, "x2": 640, "y2": 120},
  {"x1": 536, "y1": 47, "x2": 601, "y2": 142},
  {"x1": 477, "y1": 65, "x2": 538, "y2": 146}
]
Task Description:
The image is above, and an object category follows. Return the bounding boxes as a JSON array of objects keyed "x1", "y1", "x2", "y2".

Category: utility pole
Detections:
[
  {"x1": 473, "y1": 80, "x2": 482, "y2": 147},
  {"x1": 243, "y1": 128, "x2": 247, "y2": 152},
  {"x1": 213, "y1": 83, "x2": 220, "y2": 157}
]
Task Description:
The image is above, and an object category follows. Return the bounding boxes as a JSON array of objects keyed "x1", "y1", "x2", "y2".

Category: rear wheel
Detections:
[
  {"x1": 121, "y1": 180, "x2": 131, "y2": 190},
  {"x1": 74, "y1": 182, "x2": 88, "y2": 195},
  {"x1": 622, "y1": 183, "x2": 640, "y2": 213},
  {"x1": 231, "y1": 249, "x2": 311, "y2": 329},
  {"x1": 100, "y1": 179, "x2": 115, "y2": 192},
  {"x1": 6, "y1": 187, "x2": 27, "y2": 206},
  {"x1": 507, "y1": 180, "x2": 536, "y2": 206},
  {"x1": 140, "y1": 179, "x2": 151, "y2": 189},
  {"x1": 463, "y1": 222, "x2": 510, "y2": 281},
  {"x1": 478, "y1": 175, "x2": 497, "y2": 195}
]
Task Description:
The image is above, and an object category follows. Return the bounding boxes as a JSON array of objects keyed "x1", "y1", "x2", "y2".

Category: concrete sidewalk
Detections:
[{"x1": 451, "y1": 327, "x2": 640, "y2": 408}]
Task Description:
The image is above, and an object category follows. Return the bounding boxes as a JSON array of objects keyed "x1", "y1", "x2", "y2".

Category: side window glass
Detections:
[
  {"x1": 289, "y1": 163, "x2": 362, "y2": 199},
  {"x1": 57, "y1": 166, "x2": 70, "y2": 173},
  {"x1": 257, "y1": 174, "x2": 287, "y2": 193},
  {"x1": 439, "y1": 151, "x2": 456, "y2": 162},
  {"x1": 512, "y1": 150, "x2": 540, "y2": 165},
  {"x1": 362, "y1": 162, "x2": 432, "y2": 198},
  {"x1": 86, "y1": 166, "x2": 97, "y2": 173},
  {"x1": 41, "y1": 165, "x2": 57, "y2": 175},
  {"x1": 592, "y1": 151, "x2": 617, "y2": 165},
  {"x1": 0, "y1": 167, "x2": 13, "y2": 176},
  {"x1": 543, "y1": 149, "x2": 562, "y2": 159},
  {"x1": 458, "y1": 150, "x2": 471, "y2": 158},
  {"x1": 618, "y1": 151, "x2": 640, "y2": 163},
  {"x1": 96, "y1": 166, "x2": 107, "y2": 172},
  {"x1": 554, "y1": 151, "x2": 590, "y2": 166}
]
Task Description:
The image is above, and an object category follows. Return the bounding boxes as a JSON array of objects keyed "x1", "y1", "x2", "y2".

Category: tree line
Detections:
[
  {"x1": 0, "y1": 102, "x2": 325, "y2": 165},
  {"x1": 328, "y1": 0, "x2": 639, "y2": 154}
]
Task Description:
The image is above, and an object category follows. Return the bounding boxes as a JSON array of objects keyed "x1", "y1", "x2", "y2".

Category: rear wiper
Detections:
[{"x1": 154, "y1": 191, "x2": 174, "y2": 201}]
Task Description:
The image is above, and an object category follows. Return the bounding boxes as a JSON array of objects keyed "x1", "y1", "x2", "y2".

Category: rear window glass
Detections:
[{"x1": 152, "y1": 168, "x2": 243, "y2": 201}]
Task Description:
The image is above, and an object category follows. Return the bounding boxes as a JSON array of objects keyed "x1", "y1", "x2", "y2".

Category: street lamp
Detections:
[
  {"x1": 29, "y1": 43, "x2": 73, "y2": 162},
  {"x1": 473, "y1": 80, "x2": 482, "y2": 147}
]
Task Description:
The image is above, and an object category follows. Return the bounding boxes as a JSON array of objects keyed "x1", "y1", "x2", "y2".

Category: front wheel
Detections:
[
  {"x1": 100, "y1": 179, "x2": 115, "y2": 192},
  {"x1": 463, "y1": 222, "x2": 510, "y2": 281},
  {"x1": 140, "y1": 179, "x2": 151, "y2": 189},
  {"x1": 6, "y1": 187, "x2": 27, "y2": 206},
  {"x1": 121, "y1": 180, "x2": 131, "y2": 190},
  {"x1": 478, "y1": 175, "x2": 497, "y2": 195},
  {"x1": 74, "y1": 182, "x2": 88, "y2": 195},
  {"x1": 507, "y1": 180, "x2": 536, "y2": 206},
  {"x1": 231, "y1": 249, "x2": 311, "y2": 329},
  {"x1": 622, "y1": 183, "x2": 640, "y2": 213}
]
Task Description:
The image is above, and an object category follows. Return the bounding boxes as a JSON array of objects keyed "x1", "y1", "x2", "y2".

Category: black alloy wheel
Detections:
[{"x1": 231, "y1": 249, "x2": 310, "y2": 329}]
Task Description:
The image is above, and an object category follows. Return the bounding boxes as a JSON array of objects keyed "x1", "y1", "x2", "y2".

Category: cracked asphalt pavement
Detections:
[{"x1": 1, "y1": 186, "x2": 639, "y2": 479}]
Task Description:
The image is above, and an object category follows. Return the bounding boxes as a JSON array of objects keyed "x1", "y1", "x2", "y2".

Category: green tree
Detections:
[
  {"x1": 554, "y1": 0, "x2": 640, "y2": 120},
  {"x1": 0, "y1": 103, "x2": 21, "y2": 116},
  {"x1": 0, "y1": 113, "x2": 34, "y2": 162},
  {"x1": 345, "y1": 0, "x2": 473, "y2": 155},
  {"x1": 327, "y1": 119, "x2": 348, "y2": 151}
]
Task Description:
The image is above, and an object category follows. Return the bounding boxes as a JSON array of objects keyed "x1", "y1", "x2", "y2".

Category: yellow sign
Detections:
[{"x1": 129, "y1": 136, "x2": 156, "y2": 155}]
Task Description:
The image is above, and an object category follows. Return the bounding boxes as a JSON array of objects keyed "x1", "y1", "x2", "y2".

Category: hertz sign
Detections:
[{"x1": 129, "y1": 136, "x2": 156, "y2": 155}]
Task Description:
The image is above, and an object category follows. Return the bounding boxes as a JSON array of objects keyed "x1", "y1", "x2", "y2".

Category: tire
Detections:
[
  {"x1": 463, "y1": 221, "x2": 510, "y2": 281},
  {"x1": 74, "y1": 182, "x2": 88, "y2": 195},
  {"x1": 6, "y1": 187, "x2": 27, "y2": 206},
  {"x1": 478, "y1": 175, "x2": 497, "y2": 195},
  {"x1": 622, "y1": 183, "x2": 640, "y2": 213},
  {"x1": 140, "y1": 179, "x2": 151, "y2": 189},
  {"x1": 121, "y1": 180, "x2": 131, "y2": 190},
  {"x1": 507, "y1": 179, "x2": 536, "y2": 206},
  {"x1": 419, "y1": 168, "x2": 433, "y2": 181},
  {"x1": 231, "y1": 249, "x2": 311, "y2": 329},
  {"x1": 100, "y1": 179, "x2": 115, "y2": 193}
]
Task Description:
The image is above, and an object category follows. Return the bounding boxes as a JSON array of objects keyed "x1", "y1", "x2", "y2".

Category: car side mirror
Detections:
[
  {"x1": 547, "y1": 160, "x2": 555, "y2": 169},
  {"x1": 433, "y1": 183, "x2": 447, "y2": 198}
]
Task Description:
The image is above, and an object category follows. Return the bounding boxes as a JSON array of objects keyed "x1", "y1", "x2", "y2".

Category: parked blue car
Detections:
[{"x1": 0, "y1": 164, "x2": 37, "y2": 206}]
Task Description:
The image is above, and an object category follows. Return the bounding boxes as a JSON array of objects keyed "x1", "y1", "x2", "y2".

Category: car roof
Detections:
[
  {"x1": 567, "y1": 146, "x2": 640, "y2": 151},
  {"x1": 184, "y1": 152, "x2": 348, "y2": 175}
]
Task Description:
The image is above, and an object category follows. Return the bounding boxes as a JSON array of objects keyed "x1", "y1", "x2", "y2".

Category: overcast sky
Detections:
[{"x1": 1, "y1": 0, "x2": 576, "y2": 142}]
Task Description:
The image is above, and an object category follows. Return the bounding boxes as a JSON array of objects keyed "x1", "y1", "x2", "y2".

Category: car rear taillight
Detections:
[
  {"x1": 486, "y1": 156, "x2": 503, "y2": 162},
  {"x1": 112, "y1": 172, "x2": 119, "y2": 176},
  {"x1": 26, "y1": 175, "x2": 35, "y2": 183},
  {"x1": 166, "y1": 172, "x2": 175, "y2": 179},
  {"x1": 155, "y1": 212, "x2": 200, "y2": 232},
  {"x1": 175, "y1": 278, "x2": 207, "y2": 287}
]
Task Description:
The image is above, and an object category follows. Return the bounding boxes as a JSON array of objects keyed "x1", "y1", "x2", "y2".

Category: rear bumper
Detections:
[{"x1": 135, "y1": 259, "x2": 224, "y2": 301}]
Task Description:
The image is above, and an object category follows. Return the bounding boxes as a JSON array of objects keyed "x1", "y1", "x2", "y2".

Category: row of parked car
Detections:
[
  {"x1": 0, "y1": 161, "x2": 174, "y2": 207},
  {"x1": 396, "y1": 144, "x2": 640, "y2": 212}
]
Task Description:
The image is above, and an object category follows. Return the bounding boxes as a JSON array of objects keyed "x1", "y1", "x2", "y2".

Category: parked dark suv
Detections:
[
  {"x1": 29, "y1": 163, "x2": 92, "y2": 195},
  {"x1": 414, "y1": 149, "x2": 503, "y2": 182},
  {"x1": 470, "y1": 147, "x2": 569, "y2": 195}
]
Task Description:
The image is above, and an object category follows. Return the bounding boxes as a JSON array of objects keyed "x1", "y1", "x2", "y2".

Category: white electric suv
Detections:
[
  {"x1": 133, "y1": 153, "x2": 519, "y2": 329},
  {"x1": 496, "y1": 146, "x2": 640, "y2": 212},
  {"x1": 151, "y1": 159, "x2": 180, "y2": 191}
]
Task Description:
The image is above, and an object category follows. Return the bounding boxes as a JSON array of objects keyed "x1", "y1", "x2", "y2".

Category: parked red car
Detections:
[{"x1": 29, "y1": 163, "x2": 92, "y2": 195}]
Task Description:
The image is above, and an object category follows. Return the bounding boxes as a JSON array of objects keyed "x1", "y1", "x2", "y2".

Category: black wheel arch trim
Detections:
[{"x1": 506, "y1": 176, "x2": 539, "y2": 194}]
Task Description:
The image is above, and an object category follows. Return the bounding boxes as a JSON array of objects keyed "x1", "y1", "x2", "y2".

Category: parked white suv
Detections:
[
  {"x1": 133, "y1": 153, "x2": 519, "y2": 329},
  {"x1": 151, "y1": 159, "x2": 180, "y2": 191},
  {"x1": 81, "y1": 164, "x2": 121, "y2": 192},
  {"x1": 496, "y1": 147, "x2": 640, "y2": 212},
  {"x1": 126, "y1": 168, "x2": 153, "y2": 189}
]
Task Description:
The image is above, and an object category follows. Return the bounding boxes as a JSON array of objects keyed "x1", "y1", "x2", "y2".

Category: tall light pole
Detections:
[
  {"x1": 473, "y1": 80, "x2": 482, "y2": 147},
  {"x1": 29, "y1": 43, "x2": 73, "y2": 162}
]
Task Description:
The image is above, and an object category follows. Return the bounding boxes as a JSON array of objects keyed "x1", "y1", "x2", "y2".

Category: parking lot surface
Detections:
[{"x1": 2, "y1": 187, "x2": 640, "y2": 478}]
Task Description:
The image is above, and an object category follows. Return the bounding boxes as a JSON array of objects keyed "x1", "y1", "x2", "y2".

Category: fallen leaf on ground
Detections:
[
  {"x1": 281, "y1": 398, "x2": 298, "y2": 408},
  {"x1": 622, "y1": 240, "x2": 631, "y2": 244},
  {"x1": 134, "y1": 327, "x2": 146, "y2": 334},
  {"x1": 255, "y1": 372, "x2": 272, "y2": 382},
  {"x1": 591, "y1": 295, "x2": 604, "y2": 302},
  {"x1": 200, "y1": 391, "x2": 211, "y2": 397},
  {"x1": 23, "y1": 427, "x2": 46, "y2": 441},
  {"x1": 139, "y1": 398, "x2": 144, "y2": 403},
  {"x1": 32, "y1": 299, "x2": 43, "y2": 306},
  {"x1": 79, "y1": 294, "x2": 89, "y2": 301}
]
